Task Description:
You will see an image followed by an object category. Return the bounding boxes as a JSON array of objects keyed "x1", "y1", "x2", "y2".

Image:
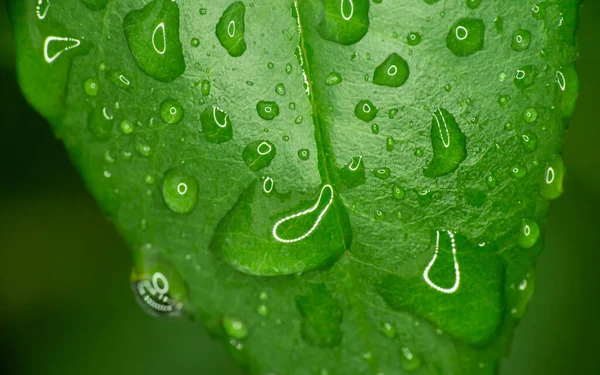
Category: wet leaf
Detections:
[{"x1": 8, "y1": 0, "x2": 579, "y2": 374}]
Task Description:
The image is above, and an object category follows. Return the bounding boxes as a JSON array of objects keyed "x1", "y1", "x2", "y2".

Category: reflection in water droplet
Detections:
[
  {"x1": 84, "y1": 77, "x2": 99, "y2": 96},
  {"x1": 400, "y1": 346, "x2": 422, "y2": 372},
  {"x1": 511, "y1": 29, "x2": 532, "y2": 51},
  {"x1": 162, "y1": 169, "x2": 198, "y2": 214},
  {"x1": 423, "y1": 230, "x2": 460, "y2": 294},
  {"x1": 43, "y1": 36, "x2": 81, "y2": 64},
  {"x1": 325, "y1": 72, "x2": 343, "y2": 86},
  {"x1": 88, "y1": 106, "x2": 114, "y2": 141},
  {"x1": 273, "y1": 185, "x2": 333, "y2": 244}
]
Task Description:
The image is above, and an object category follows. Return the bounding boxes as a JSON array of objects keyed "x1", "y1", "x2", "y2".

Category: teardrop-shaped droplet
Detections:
[
  {"x1": 201, "y1": 106, "x2": 233, "y2": 144},
  {"x1": 518, "y1": 219, "x2": 540, "y2": 249},
  {"x1": 540, "y1": 157, "x2": 565, "y2": 200},
  {"x1": 373, "y1": 53, "x2": 410, "y2": 87}
]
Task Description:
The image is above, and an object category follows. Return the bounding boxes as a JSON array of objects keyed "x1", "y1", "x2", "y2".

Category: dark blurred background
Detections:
[{"x1": 1, "y1": 3, "x2": 598, "y2": 375}]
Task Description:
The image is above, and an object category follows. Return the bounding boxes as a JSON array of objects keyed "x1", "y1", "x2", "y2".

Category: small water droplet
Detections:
[
  {"x1": 223, "y1": 316, "x2": 249, "y2": 339},
  {"x1": 160, "y1": 98, "x2": 184, "y2": 124},
  {"x1": 84, "y1": 77, "x2": 99, "y2": 96},
  {"x1": 257, "y1": 101, "x2": 280, "y2": 120},
  {"x1": 243, "y1": 140, "x2": 277, "y2": 171},
  {"x1": 511, "y1": 29, "x2": 532, "y2": 52},
  {"x1": 325, "y1": 72, "x2": 343, "y2": 86},
  {"x1": 518, "y1": 219, "x2": 540, "y2": 248},
  {"x1": 216, "y1": 2, "x2": 247, "y2": 57},
  {"x1": 355, "y1": 100, "x2": 378, "y2": 122}
]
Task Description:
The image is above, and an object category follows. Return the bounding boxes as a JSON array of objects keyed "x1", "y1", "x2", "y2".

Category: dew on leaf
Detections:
[
  {"x1": 373, "y1": 53, "x2": 410, "y2": 88},
  {"x1": 523, "y1": 107, "x2": 538, "y2": 123},
  {"x1": 392, "y1": 184, "x2": 406, "y2": 200},
  {"x1": 340, "y1": 156, "x2": 366, "y2": 188},
  {"x1": 257, "y1": 101, "x2": 281, "y2": 120},
  {"x1": 540, "y1": 157, "x2": 565, "y2": 200},
  {"x1": 423, "y1": 108, "x2": 467, "y2": 178},
  {"x1": 88, "y1": 106, "x2": 114, "y2": 141},
  {"x1": 319, "y1": 0, "x2": 370, "y2": 45},
  {"x1": 275, "y1": 83, "x2": 287, "y2": 96},
  {"x1": 520, "y1": 131, "x2": 538, "y2": 152},
  {"x1": 407, "y1": 32, "x2": 422, "y2": 46},
  {"x1": 160, "y1": 98, "x2": 184, "y2": 124},
  {"x1": 518, "y1": 219, "x2": 540, "y2": 248},
  {"x1": 511, "y1": 164, "x2": 527, "y2": 179},
  {"x1": 123, "y1": 0, "x2": 186, "y2": 82},
  {"x1": 400, "y1": 347, "x2": 422, "y2": 372},
  {"x1": 201, "y1": 79, "x2": 211, "y2": 96},
  {"x1": 373, "y1": 167, "x2": 391, "y2": 180},
  {"x1": 298, "y1": 149, "x2": 310, "y2": 161},
  {"x1": 354, "y1": 100, "x2": 378, "y2": 122},
  {"x1": 84, "y1": 77, "x2": 99, "y2": 96},
  {"x1": 119, "y1": 119, "x2": 134, "y2": 134},
  {"x1": 511, "y1": 29, "x2": 532, "y2": 52},
  {"x1": 325, "y1": 72, "x2": 343, "y2": 86},
  {"x1": 243, "y1": 140, "x2": 277, "y2": 171},
  {"x1": 223, "y1": 316, "x2": 249, "y2": 339},
  {"x1": 446, "y1": 18, "x2": 485, "y2": 57},
  {"x1": 514, "y1": 65, "x2": 536, "y2": 90},
  {"x1": 162, "y1": 169, "x2": 198, "y2": 214},
  {"x1": 216, "y1": 2, "x2": 247, "y2": 57},
  {"x1": 201, "y1": 106, "x2": 233, "y2": 144}
]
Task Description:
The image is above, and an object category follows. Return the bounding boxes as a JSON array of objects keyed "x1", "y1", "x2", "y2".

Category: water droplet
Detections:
[
  {"x1": 120, "y1": 119, "x2": 134, "y2": 134},
  {"x1": 523, "y1": 107, "x2": 538, "y2": 123},
  {"x1": 275, "y1": 83, "x2": 286, "y2": 96},
  {"x1": 325, "y1": 72, "x2": 343, "y2": 86},
  {"x1": 354, "y1": 100, "x2": 378, "y2": 122},
  {"x1": 400, "y1": 347, "x2": 422, "y2": 372},
  {"x1": 485, "y1": 172, "x2": 497, "y2": 189},
  {"x1": 373, "y1": 53, "x2": 410, "y2": 88},
  {"x1": 201, "y1": 79, "x2": 211, "y2": 96},
  {"x1": 257, "y1": 304, "x2": 270, "y2": 317},
  {"x1": 518, "y1": 219, "x2": 540, "y2": 248},
  {"x1": 386, "y1": 136, "x2": 395, "y2": 152},
  {"x1": 373, "y1": 167, "x2": 391, "y2": 180},
  {"x1": 498, "y1": 94, "x2": 510, "y2": 107},
  {"x1": 132, "y1": 257, "x2": 188, "y2": 318},
  {"x1": 540, "y1": 157, "x2": 565, "y2": 200},
  {"x1": 256, "y1": 101, "x2": 280, "y2": 120},
  {"x1": 243, "y1": 140, "x2": 277, "y2": 171},
  {"x1": 84, "y1": 77, "x2": 99, "y2": 96},
  {"x1": 162, "y1": 169, "x2": 198, "y2": 214},
  {"x1": 298, "y1": 149, "x2": 310, "y2": 161},
  {"x1": 319, "y1": 0, "x2": 370, "y2": 45},
  {"x1": 381, "y1": 322, "x2": 396, "y2": 338},
  {"x1": 223, "y1": 316, "x2": 249, "y2": 339},
  {"x1": 160, "y1": 98, "x2": 184, "y2": 124},
  {"x1": 371, "y1": 123, "x2": 379, "y2": 134},
  {"x1": 88, "y1": 106, "x2": 114, "y2": 141},
  {"x1": 216, "y1": 2, "x2": 247, "y2": 57},
  {"x1": 494, "y1": 16, "x2": 505, "y2": 34},
  {"x1": 511, "y1": 164, "x2": 527, "y2": 179},
  {"x1": 520, "y1": 131, "x2": 538, "y2": 152},
  {"x1": 508, "y1": 270, "x2": 536, "y2": 319},
  {"x1": 340, "y1": 156, "x2": 366, "y2": 188},
  {"x1": 466, "y1": 0, "x2": 481, "y2": 10},
  {"x1": 123, "y1": 0, "x2": 186, "y2": 82},
  {"x1": 446, "y1": 18, "x2": 485, "y2": 57},
  {"x1": 199, "y1": 7, "x2": 207, "y2": 15},
  {"x1": 107, "y1": 70, "x2": 133, "y2": 92},
  {"x1": 514, "y1": 65, "x2": 536, "y2": 90},
  {"x1": 407, "y1": 32, "x2": 422, "y2": 46},
  {"x1": 392, "y1": 184, "x2": 406, "y2": 200},
  {"x1": 511, "y1": 29, "x2": 531, "y2": 52},
  {"x1": 190, "y1": 37, "x2": 200, "y2": 47},
  {"x1": 424, "y1": 108, "x2": 467, "y2": 178},
  {"x1": 201, "y1": 106, "x2": 233, "y2": 144}
]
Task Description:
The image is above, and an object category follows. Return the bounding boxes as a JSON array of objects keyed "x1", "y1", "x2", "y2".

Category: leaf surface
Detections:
[{"x1": 8, "y1": 0, "x2": 579, "y2": 374}]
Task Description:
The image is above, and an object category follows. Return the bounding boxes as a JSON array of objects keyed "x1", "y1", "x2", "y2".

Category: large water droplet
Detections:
[
  {"x1": 373, "y1": 53, "x2": 410, "y2": 88},
  {"x1": 216, "y1": 2, "x2": 247, "y2": 57},
  {"x1": 423, "y1": 108, "x2": 467, "y2": 178},
  {"x1": 446, "y1": 18, "x2": 485, "y2": 57},
  {"x1": 243, "y1": 140, "x2": 277, "y2": 171},
  {"x1": 162, "y1": 169, "x2": 199, "y2": 214},
  {"x1": 123, "y1": 0, "x2": 186, "y2": 82},
  {"x1": 201, "y1": 106, "x2": 233, "y2": 144},
  {"x1": 319, "y1": 0, "x2": 370, "y2": 45}
]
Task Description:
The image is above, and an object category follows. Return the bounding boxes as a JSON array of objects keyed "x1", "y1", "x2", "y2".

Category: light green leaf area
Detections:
[{"x1": 8, "y1": 0, "x2": 578, "y2": 374}]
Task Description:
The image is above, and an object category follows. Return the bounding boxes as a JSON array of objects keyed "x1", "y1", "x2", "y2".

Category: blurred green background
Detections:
[{"x1": 1, "y1": 3, "x2": 598, "y2": 375}]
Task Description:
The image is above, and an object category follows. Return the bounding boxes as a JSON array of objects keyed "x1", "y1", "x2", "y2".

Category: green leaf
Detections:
[{"x1": 7, "y1": 0, "x2": 578, "y2": 374}]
